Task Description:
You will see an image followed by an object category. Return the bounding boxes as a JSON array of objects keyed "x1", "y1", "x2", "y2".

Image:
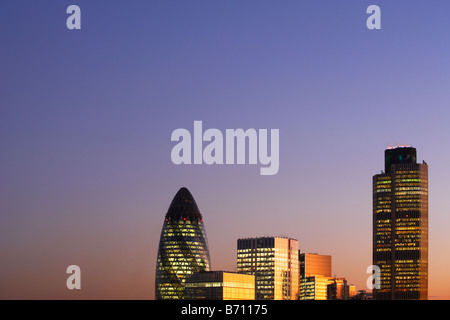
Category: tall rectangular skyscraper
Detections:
[
  {"x1": 237, "y1": 237, "x2": 299, "y2": 300},
  {"x1": 373, "y1": 146, "x2": 428, "y2": 300}
]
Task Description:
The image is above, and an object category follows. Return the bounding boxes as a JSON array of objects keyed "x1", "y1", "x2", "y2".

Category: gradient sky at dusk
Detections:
[{"x1": 1, "y1": 1, "x2": 450, "y2": 299}]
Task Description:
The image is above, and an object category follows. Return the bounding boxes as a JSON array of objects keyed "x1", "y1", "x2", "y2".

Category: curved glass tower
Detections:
[{"x1": 155, "y1": 187, "x2": 211, "y2": 300}]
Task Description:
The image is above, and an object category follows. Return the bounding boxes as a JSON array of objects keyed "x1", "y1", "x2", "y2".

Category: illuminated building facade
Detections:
[
  {"x1": 373, "y1": 146, "x2": 428, "y2": 300},
  {"x1": 185, "y1": 271, "x2": 255, "y2": 300},
  {"x1": 348, "y1": 284, "x2": 356, "y2": 298},
  {"x1": 327, "y1": 278, "x2": 354, "y2": 300},
  {"x1": 237, "y1": 237, "x2": 299, "y2": 300},
  {"x1": 299, "y1": 253, "x2": 331, "y2": 300},
  {"x1": 155, "y1": 187, "x2": 211, "y2": 299},
  {"x1": 299, "y1": 275, "x2": 329, "y2": 300},
  {"x1": 299, "y1": 276, "x2": 351, "y2": 300},
  {"x1": 299, "y1": 253, "x2": 332, "y2": 278}
]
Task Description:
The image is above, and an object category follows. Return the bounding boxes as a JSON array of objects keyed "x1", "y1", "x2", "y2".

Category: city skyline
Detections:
[{"x1": 1, "y1": 1, "x2": 450, "y2": 300}]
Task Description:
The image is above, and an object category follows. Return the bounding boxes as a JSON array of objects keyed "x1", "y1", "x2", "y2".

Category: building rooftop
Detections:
[{"x1": 165, "y1": 187, "x2": 202, "y2": 219}]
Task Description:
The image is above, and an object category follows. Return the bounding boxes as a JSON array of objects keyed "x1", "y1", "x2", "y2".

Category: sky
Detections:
[{"x1": 1, "y1": 0, "x2": 450, "y2": 299}]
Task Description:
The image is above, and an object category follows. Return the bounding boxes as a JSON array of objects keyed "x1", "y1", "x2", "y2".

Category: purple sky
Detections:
[{"x1": 1, "y1": 0, "x2": 450, "y2": 299}]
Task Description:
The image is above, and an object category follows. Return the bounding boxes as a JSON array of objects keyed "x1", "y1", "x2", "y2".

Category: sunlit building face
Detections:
[
  {"x1": 185, "y1": 271, "x2": 256, "y2": 300},
  {"x1": 299, "y1": 276, "x2": 350, "y2": 300},
  {"x1": 155, "y1": 187, "x2": 211, "y2": 299},
  {"x1": 373, "y1": 146, "x2": 428, "y2": 300},
  {"x1": 299, "y1": 253, "x2": 332, "y2": 278},
  {"x1": 237, "y1": 237, "x2": 299, "y2": 300}
]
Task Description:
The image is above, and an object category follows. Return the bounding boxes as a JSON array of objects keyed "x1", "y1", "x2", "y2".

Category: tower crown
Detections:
[
  {"x1": 384, "y1": 145, "x2": 417, "y2": 173},
  {"x1": 165, "y1": 187, "x2": 202, "y2": 220}
]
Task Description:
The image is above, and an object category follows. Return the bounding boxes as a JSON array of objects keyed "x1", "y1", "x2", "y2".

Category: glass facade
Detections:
[
  {"x1": 299, "y1": 253, "x2": 332, "y2": 278},
  {"x1": 155, "y1": 187, "x2": 211, "y2": 300},
  {"x1": 299, "y1": 276, "x2": 351, "y2": 300},
  {"x1": 299, "y1": 253, "x2": 332, "y2": 299},
  {"x1": 237, "y1": 237, "x2": 299, "y2": 300},
  {"x1": 373, "y1": 147, "x2": 428, "y2": 300},
  {"x1": 185, "y1": 271, "x2": 256, "y2": 300}
]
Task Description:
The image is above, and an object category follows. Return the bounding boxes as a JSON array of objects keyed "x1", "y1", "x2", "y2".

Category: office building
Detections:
[
  {"x1": 237, "y1": 236, "x2": 299, "y2": 300},
  {"x1": 185, "y1": 271, "x2": 255, "y2": 300},
  {"x1": 299, "y1": 252, "x2": 332, "y2": 300},
  {"x1": 300, "y1": 276, "x2": 352, "y2": 300},
  {"x1": 373, "y1": 146, "x2": 428, "y2": 300},
  {"x1": 299, "y1": 253, "x2": 332, "y2": 278},
  {"x1": 155, "y1": 187, "x2": 212, "y2": 299},
  {"x1": 327, "y1": 278, "x2": 355, "y2": 300}
]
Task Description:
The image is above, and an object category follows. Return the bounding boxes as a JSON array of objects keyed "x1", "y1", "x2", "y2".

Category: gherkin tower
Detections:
[{"x1": 155, "y1": 187, "x2": 211, "y2": 299}]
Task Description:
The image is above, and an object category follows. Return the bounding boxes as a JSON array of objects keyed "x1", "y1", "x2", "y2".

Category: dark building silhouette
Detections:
[
  {"x1": 155, "y1": 187, "x2": 211, "y2": 299},
  {"x1": 384, "y1": 146, "x2": 417, "y2": 173},
  {"x1": 351, "y1": 290, "x2": 372, "y2": 300},
  {"x1": 373, "y1": 146, "x2": 428, "y2": 300}
]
